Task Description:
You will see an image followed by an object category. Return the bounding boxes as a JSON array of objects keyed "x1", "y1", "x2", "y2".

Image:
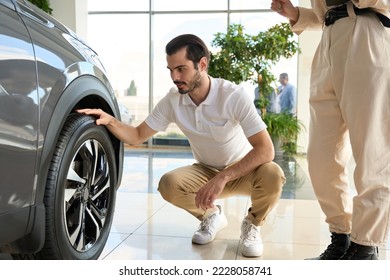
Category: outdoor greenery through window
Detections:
[{"x1": 87, "y1": 0, "x2": 299, "y2": 147}]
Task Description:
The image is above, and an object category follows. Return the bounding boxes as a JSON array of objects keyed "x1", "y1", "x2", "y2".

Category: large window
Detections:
[
  {"x1": 88, "y1": 13, "x2": 150, "y2": 128},
  {"x1": 87, "y1": 0, "x2": 298, "y2": 146}
]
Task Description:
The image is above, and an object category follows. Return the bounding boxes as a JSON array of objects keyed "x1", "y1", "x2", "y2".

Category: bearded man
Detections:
[{"x1": 78, "y1": 34, "x2": 285, "y2": 258}]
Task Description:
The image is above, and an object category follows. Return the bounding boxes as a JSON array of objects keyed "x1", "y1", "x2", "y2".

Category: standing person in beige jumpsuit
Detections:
[{"x1": 271, "y1": 0, "x2": 390, "y2": 259}]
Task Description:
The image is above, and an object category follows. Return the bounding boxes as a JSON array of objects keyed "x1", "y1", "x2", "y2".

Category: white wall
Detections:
[{"x1": 50, "y1": 0, "x2": 88, "y2": 40}]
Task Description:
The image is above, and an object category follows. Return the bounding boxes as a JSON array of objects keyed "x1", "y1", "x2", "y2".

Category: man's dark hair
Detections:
[{"x1": 165, "y1": 34, "x2": 210, "y2": 68}]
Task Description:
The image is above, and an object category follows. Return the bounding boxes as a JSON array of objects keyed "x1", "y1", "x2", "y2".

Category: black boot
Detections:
[
  {"x1": 306, "y1": 232, "x2": 350, "y2": 260},
  {"x1": 339, "y1": 241, "x2": 379, "y2": 260}
]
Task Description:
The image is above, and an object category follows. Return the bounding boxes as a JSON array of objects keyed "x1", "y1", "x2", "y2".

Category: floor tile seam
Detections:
[
  {"x1": 101, "y1": 232, "x2": 135, "y2": 259},
  {"x1": 120, "y1": 233, "x2": 242, "y2": 259},
  {"x1": 110, "y1": 203, "x2": 167, "y2": 235},
  {"x1": 110, "y1": 203, "x2": 169, "y2": 235},
  {"x1": 127, "y1": 203, "x2": 170, "y2": 235},
  {"x1": 127, "y1": 232, "x2": 243, "y2": 242},
  {"x1": 261, "y1": 240, "x2": 327, "y2": 247},
  {"x1": 265, "y1": 213, "x2": 326, "y2": 219},
  {"x1": 125, "y1": 233, "x2": 194, "y2": 240}
]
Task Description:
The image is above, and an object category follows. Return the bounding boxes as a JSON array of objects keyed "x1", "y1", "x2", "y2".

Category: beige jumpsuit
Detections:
[{"x1": 292, "y1": 0, "x2": 390, "y2": 246}]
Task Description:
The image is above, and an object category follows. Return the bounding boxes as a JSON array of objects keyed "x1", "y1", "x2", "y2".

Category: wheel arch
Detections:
[
  {"x1": 2, "y1": 74, "x2": 124, "y2": 255},
  {"x1": 36, "y1": 75, "x2": 124, "y2": 206}
]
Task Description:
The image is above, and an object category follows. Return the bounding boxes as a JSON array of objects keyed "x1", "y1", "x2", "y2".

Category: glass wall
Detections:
[{"x1": 87, "y1": 0, "x2": 298, "y2": 145}]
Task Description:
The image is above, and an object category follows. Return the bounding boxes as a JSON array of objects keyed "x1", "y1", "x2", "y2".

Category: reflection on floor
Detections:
[
  {"x1": 1, "y1": 148, "x2": 389, "y2": 260},
  {"x1": 100, "y1": 148, "x2": 390, "y2": 260}
]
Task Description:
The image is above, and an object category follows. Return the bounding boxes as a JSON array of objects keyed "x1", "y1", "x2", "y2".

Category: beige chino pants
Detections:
[
  {"x1": 307, "y1": 3, "x2": 390, "y2": 246},
  {"x1": 158, "y1": 161, "x2": 285, "y2": 226}
]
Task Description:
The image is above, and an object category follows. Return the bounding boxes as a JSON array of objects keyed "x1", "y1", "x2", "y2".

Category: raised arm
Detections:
[{"x1": 271, "y1": 0, "x2": 300, "y2": 24}]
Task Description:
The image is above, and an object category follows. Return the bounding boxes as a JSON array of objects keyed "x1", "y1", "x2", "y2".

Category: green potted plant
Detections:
[
  {"x1": 209, "y1": 23, "x2": 299, "y2": 102},
  {"x1": 263, "y1": 112, "x2": 304, "y2": 155},
  {"x1": 28, "y1": 0, "x2": 52, "y2": 14},
  {"x1": 208, "y1": 23, "x2": 303, "y2": 154}
]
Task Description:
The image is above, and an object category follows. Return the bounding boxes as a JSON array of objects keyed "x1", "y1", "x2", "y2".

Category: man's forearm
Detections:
[
  {"x1": 105, "y1": 118, "x2": 144, "y2": 145},
  {"x1": 216, "y1": 145, "x2": 274, "y2": 184}
]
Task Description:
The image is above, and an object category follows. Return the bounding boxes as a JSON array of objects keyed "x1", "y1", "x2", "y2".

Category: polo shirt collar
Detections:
[{"x1": 182, "y1": 76, "x2": 217, "y2": 106}]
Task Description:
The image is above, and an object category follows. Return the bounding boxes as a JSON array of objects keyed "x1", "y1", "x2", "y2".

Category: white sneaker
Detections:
[
  {"x1": 240, "y1": 216, "x2": 263, "y2": 257},
  {"x1": 192, "y1": 205, "x2": 228, "y2": 245}
]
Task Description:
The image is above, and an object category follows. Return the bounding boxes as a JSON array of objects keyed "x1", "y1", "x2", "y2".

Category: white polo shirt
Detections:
[{"x1": 145, "y1": 77, "x2": 266, "y2": 169}]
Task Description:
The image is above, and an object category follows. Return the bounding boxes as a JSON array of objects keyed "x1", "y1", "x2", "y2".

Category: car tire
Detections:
[{"x1": 13, "y1": 113, "x2": 117, "y2": 259}]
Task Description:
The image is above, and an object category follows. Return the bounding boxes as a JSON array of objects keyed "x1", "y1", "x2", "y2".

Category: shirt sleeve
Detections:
[
  {"x1": 232, "y1": 89, "x2": 267, "y2": 138},
  {"x1": 290, "y1": 7, "x2": 324, "y2": 34},
  {"x1": 145, "y1": 93, "x2": 173, "y2": 132}
]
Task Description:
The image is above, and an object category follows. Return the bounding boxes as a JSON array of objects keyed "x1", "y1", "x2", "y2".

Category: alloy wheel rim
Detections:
[{"x1": 63, "y1": 139, "x2": 111, "y2": 252}]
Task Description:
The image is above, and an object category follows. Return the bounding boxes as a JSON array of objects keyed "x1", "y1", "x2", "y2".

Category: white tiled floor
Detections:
[
  {"x1": 98, "y1": 150, "x2": 390, "y2": 260},
  {"x1": 2, "y1": 149, "x2": 389, "y2": 261},
  {"x1": 100, "y1": 193, "x2": 390, "y2": 260}
]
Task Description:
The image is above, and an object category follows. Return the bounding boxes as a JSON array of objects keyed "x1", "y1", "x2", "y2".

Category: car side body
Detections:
[{"x1": 0, "y1": 0, "x2": 123, "y2": 259}]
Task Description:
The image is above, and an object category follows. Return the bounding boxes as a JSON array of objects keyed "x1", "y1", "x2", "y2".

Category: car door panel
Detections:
[{"x1": 0, "y1": 3, "x2": 38, "y2": 214}]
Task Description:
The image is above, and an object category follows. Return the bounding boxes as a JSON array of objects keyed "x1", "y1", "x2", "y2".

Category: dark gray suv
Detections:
[{"x1": 0, "y1": 0, "x2": 123, "y2": 259}]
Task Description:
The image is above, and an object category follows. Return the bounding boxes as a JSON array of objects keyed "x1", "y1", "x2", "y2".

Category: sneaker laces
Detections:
[
  {"x1": 197, "y1": 210, "x2": 218, "y2": 233},
  {"x1": 241, "y1": 220, "x2": 260, "y2": 241},
  {"x1": 198, "y1": 215, "x2": 214, "y2": 231}
]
